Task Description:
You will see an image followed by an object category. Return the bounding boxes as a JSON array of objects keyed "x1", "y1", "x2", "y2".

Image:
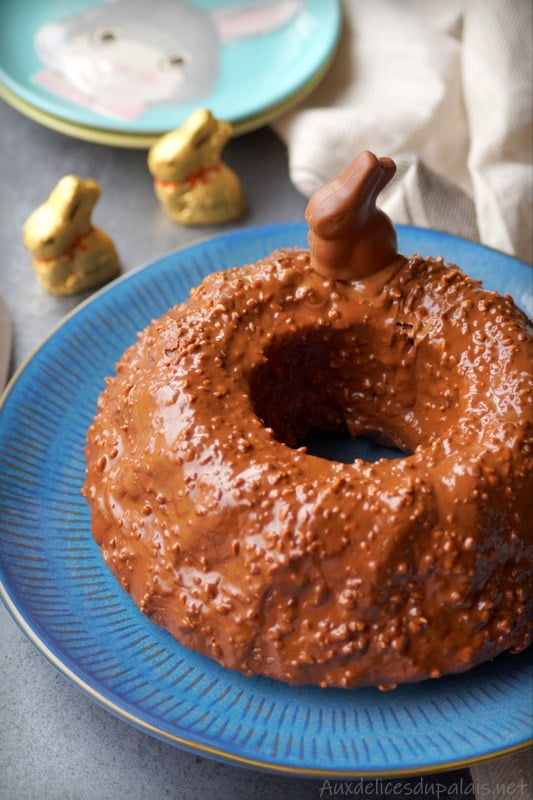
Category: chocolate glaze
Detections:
[
  {"x1": 305, "y1": 151, "x2": 398, "y2": 280},
  {"x1": 83, "y1": 249, "x2": 533, "y2": 689}
]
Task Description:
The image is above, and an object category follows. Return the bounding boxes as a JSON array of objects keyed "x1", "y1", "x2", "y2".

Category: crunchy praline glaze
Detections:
[{"x1": 83, "y1": 248, "x2": 533, "y2": 688}]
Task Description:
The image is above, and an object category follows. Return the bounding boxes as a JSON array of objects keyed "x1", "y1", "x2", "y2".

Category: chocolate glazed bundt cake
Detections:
[{"x1": 83, "y1": 152, "x2": 532, "y2": 689}]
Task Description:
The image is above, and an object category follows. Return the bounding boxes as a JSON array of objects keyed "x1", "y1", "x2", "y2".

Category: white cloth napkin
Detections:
[{"x1": 272, "y1": 0, "x2": 533, "y2": 264}]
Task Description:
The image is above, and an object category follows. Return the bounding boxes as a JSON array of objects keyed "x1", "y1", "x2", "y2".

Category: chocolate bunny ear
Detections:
[
  {"x1": 176, "y1": 108, "x2": 232, "y2": 156},
  {"x1": 305, "y1": 151, "x2": 398, "y2": 281},
  {"x1": 49, "y1": 175, "x2": 100, "y2": 221},
  {"x1": 305, "y1": 151, "x2": 395, "y2": 238}
]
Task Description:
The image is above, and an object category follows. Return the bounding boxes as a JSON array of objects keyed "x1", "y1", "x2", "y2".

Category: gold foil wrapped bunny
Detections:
[
  {"x1": 147, "y1": 109, "x2": 246, "y2": 225},
  {"x1": 23, "y1": 175, "x2": 120, "y2": 295}
]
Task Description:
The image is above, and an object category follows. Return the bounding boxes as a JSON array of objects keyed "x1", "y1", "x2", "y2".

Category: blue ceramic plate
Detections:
[
  {"x1": 0, "y1": 224, "x2": 531, "y2": 777},
  {"x1": 0, "y1": 0, "x2": 341, "y2": 137}
]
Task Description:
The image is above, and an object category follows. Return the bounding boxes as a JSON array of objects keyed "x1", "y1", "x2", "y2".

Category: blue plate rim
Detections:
[{"x1": 0, "y1": 222, "x2": 531, "y2": 777}]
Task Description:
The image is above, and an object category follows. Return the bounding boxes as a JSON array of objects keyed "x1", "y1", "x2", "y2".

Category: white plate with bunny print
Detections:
[{"x1": 0, "y1": 0, "x2": 341, "y2": 140}]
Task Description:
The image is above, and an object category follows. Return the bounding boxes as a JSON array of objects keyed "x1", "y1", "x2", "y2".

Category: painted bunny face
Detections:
[
  {"x1": 53, "y1": 31, "x2": 194, "y2": 105},
  {"x1": 34, "y1": 0, "x2": 219, "y2": 112},
  {"x1": 32, "y1": 0, "x2": 306, "y2": 121}
]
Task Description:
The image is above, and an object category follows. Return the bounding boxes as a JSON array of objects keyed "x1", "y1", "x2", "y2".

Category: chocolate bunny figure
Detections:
[
  {"x1": 23, "y1": 175, "x2": 120, "y2": 295},
  {"x1": 148, "y1": 109, "x2": 246, "y2": 225},
  {"x1": 305, "y1": 151, "x2": 398, "y2": 281}
]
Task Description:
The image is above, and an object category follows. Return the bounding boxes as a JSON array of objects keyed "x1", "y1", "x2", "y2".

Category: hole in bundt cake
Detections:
[
  {"x1": 249, "y1": 327, "x2": 417, "y2": 464},
  {"x1": 301, "y1": 429, "x2": 409, "y2": 464}
]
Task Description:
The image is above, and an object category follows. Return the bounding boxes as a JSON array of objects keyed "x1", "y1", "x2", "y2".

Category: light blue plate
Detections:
[
  {"x1": 0, "y1": 224, "x2": 531, "y2": 777},
  {"x1": 0, "y1": 0, "x2": 341, "y2": 135}
]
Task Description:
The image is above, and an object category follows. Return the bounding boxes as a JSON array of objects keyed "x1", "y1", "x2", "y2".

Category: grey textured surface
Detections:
[{"x1": 0, "y1": 100, "x2": 475, "y2": 800}]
